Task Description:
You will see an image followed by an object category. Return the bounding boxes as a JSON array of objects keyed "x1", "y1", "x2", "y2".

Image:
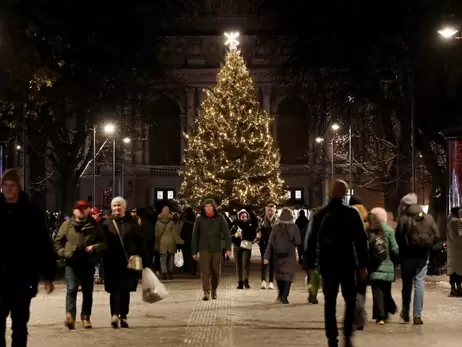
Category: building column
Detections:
[
  {"x1": 186, "y1": 88, "x2": 195, "y2": 132},
  {"x1": 180, "y1": 114, "x2": 186, "y2": 163}
]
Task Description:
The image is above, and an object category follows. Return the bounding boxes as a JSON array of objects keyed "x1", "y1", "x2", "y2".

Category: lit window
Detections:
[
  {"x1": 157, "y1": 191, "x2": 164, "y2": 200},
  {"x1": 295, "y1": 190, "x2": 302, "y2": 199},
  {"x1": 167, "y1": 191, "x2": 174, "y2": 199}
]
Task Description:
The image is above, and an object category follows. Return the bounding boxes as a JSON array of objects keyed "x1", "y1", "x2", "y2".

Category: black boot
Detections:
[
  {"x1": 237, "y1": 280, "x2": 244, "y2": 289},
  {"x1": 281, "y1": 297, "x2": 289, "y2": 304},
  {"x1": 243, "y1": 279, "x2": 250, "y2": 289},
  {"x1": 308, "y1": 292, "x2": 319, "y2": 304}
]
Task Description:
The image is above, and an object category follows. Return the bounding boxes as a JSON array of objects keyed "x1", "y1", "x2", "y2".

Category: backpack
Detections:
[
  {"x1": 273, "y1": 228, "x2": 293, "y2": 258},
  {"x1": 406, "y1": 212, "x2": 435, "y2": 249},
  {"x1": 368, "y1": 230, "x2": 388, "y2": 266}
]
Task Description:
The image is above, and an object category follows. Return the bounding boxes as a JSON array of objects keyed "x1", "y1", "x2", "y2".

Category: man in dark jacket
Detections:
[
  {"x1": 295, "y1": 210, "x2": 309, "y2": 264},
  {"x1": 0, "y1": 168, "x2": 55, "y2": 347},
  {"x1": 395, "y1": 193, "x2": 440, "y2": 325},
  {"x1": 55, "y1": 200, "x2": 107, "y2": 330},
  {"x1": 304, "y1": 180, "x2": 368, "y2": 347},
  {"x1": 191, "y1": 199, "x2": 231, "y2": 301}
]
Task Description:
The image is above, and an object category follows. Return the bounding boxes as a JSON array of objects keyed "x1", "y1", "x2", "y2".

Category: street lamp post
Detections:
[
  {"x1": 331, "y1": 123, "x2": 340, "y2": 183},
  {"x1": 103, "y1": 124, "x2": 116, "y2": 198},
  {"x1": 121, "y1": 137, "x2": 131, "y2": 197},
  {"x1": 93, "y1": 127, "x2": 96, "y2": 206},
  {"x1": 347, "y1": 96, "x2": 354, "y2": 192}
]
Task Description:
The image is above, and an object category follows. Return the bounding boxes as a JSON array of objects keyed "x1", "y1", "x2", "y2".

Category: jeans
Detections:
[
  {"x1": 109, "y1": 291, "x2": 130, "y2": 318},
  {"x1": 259, "y1": 242, "x2": 274, "y2": 282},
  {"x1": 160, "y1": 253, "x2": 174, "y2": 274},
  {"x1": 401, "y1": 257, "x2": 428, "y2": 318},
  {"x1": 0, "y1": 294, "x2": 31, "y2": 347},
  {"x1": 65, "y1": 265, "x2": 95, "y2": 319},
  {"x1": 321, "y1": 270, "x2": 357, "y2": 343},
  {"x1": 277, "y1": 280, "x2": 292, "y2": 299},
  {"x1": 233, "y1": 246, "x2": 251, "y2": 281}
]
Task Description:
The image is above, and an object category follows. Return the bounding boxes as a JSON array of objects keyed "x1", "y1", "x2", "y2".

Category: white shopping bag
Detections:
[
  {"x1": 174, "y1": 250, "x2": 184, "y2": 268},
  {"x1": 142, "y1": 268, "x2": 168, "y2": 303}
]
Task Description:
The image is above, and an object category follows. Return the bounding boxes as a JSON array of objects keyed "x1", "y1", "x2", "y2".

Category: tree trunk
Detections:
[{"x1": 59, "y1": 176, "x2": 80, "y2": 215}]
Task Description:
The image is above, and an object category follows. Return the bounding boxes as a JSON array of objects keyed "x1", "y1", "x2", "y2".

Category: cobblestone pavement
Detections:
[{"x1": 6, "y1": 251, "x2": 462, "y2": 346}]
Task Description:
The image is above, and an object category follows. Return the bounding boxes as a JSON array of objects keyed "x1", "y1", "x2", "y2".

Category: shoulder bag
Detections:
[{"x1": 112, "y1": 219, "x2": 143, "y2": 271}]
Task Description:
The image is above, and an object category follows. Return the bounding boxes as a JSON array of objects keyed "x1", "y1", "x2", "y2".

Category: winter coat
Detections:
[
  {"x1": 102, "y1": 215, "x2": 150, "y2": 293},
  {"x1": 191, "y1": 199, "x2": 231, "y2": 254},
  {"x1": 264, "y1": 221, "x2": 301, "y2": 281},
  {"x1": 447, "y1": 217, "x2": 462, "y2": 275},
  {"x1": 304, "y1": 198, "x2": 369, "y2": 273},
  {"x1": 369, "y1": 222, "x2": 399, "y2": 282},
  {"x1": 155, "y1": 213, "x2": 183, "y2": 254},
  {"x1": 395, "y1": 204, "x2": 440, "y2": 259},
  {"x1": 231, "y1": 211, "x2": 257, "y2": 248},
  {"x1": 54, "y1": 217, "x2": 107, "y2": 266},
  {"x1": 0, "y1": 192, "x2": 55, "y2": 298}
]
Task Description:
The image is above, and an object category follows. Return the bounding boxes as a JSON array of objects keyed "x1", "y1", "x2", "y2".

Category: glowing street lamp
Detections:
[
  {"x1": 104, "y1": 123, "x2": 115, "y2": 134},
  {"x1": 331, "y1": 123, "x2": 340, "y2": 182},
  {"x1": 122, "y1": 137, "x2": 131, "y2": 144},
  {"x1": 16, "y1": 145, "x2": 21, "y2": 150},
  {"x1": 315, "y1": 137, "x2": 324, "y2": 143},
  {"x1": 331, "y1": 123, "x2": 340, "y2": 131},
  {"x1": 438, "y1": 27, "x2": 459, "y2": 39}
]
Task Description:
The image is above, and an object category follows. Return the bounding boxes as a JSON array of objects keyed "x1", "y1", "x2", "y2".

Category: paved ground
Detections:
[{"x1": 5, "y1": 248, "x2": 462, "y2": 346}]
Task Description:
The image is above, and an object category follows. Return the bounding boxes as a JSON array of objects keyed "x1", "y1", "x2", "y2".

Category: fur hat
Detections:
[
  {"x1": 371, "y1": 207, "x2": 388, "y2": 223},
  {"x1": 237, "y1": 209, "x2": 249, "y2": 219},
  {"x1": 279, "y1": 207, "x2": 294, "y2": 222},
  {"x1": 2, "y1": 168, "x2": 21, "y2": 189},
  {"x1": 111, "y1": 196, "x2": 127, "y2": 209}
]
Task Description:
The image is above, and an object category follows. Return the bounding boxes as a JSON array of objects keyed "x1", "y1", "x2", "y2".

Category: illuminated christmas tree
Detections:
[{"x1": 179, "y1": 32, "x2": 286, "y2": 208}]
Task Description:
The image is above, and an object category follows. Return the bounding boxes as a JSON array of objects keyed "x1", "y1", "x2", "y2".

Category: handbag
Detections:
[
  {"x1": 240, "y1": 240, "x2": 253, "y2": 250},
  {"x1": 112, "y1": 219, "x2": 143, "y2": 271}
]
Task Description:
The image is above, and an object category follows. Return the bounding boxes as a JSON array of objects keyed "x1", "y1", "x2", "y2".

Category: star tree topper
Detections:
[{"x1": 224, "y1": 32, "x2": 240, "y2": 50}]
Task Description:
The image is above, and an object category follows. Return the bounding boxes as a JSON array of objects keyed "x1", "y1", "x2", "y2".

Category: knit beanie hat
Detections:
[
  {"x1": 2, "y1": 168, "x2": 21, "y2": 189},
  {"x1": 279, "y1": 207, "x2": 294, "y2": 222},
  {"x1": 401, "y1": 193, "x2": 418, "y2": 206}
]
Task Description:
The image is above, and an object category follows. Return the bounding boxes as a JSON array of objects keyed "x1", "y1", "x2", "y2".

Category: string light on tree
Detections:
[
  {"x1": 224, "y1": 32, "x2": 240, "y2": 50},
  {"x1": 178, "y1": 31, "x2": 285, "y2": 208}
]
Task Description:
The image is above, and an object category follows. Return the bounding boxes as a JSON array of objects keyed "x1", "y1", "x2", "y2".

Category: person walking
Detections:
[
  {"x1": 155, "y1": 207, "x2": 183, "y2": 280},
  {"x1": 395, "y1": 193, "x2": 440, "y2": 325},
  {"x1": 365, "y1": 211, "x2": 399, "y2": 325},
  {"x1": 447, "y1": 207, "x2": 462, "y2": 296},
  {"x1": 231, "y1": 209, "x2": 257, "y2": 289},
  {"x1": 264, "y1": 208, "x2": 301, "y2": 304},
  {"x1": 295, "y1": 210, "x2": 308, "y2": 264},
  {"x1": 257, "y1": 203, "x2": 278, "y2": 289},
  {"x1": 0, "y1": 168, "x2": 55, "y2": 347},
  {"x1": 304, "y1": 180, "x2": 368, "y2": 347},
  {"x1": 54, "y1": 200, "x2": 107, "y2": 329},
  {"x1": 180, "y1": 207, "x2": 197, "y2": 275},
  {"x1": 191, "y1": 198, "x2": 231, "y2": 301},
  {"x1": 101, "y1": 197, "x2": 150, "y2": 328}
]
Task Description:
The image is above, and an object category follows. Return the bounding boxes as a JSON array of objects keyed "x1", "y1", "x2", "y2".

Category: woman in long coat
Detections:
[
  {"x1": 264, "y1": 207, "x2": 301, "y2": 304},
  {"x1": 102, "y1": 196, "x2": 150, "y2": 328},
  {"x1": 447, "y1": 207, "x2": 462, "y2": 296}
]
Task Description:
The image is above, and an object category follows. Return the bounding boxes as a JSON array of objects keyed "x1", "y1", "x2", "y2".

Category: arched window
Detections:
[
  {"x1": 148, "y1": 97, "x2": 181, "y2": 165},
  {"x1": 277, "y1": 97, "x2": 310, "y2": 164}
]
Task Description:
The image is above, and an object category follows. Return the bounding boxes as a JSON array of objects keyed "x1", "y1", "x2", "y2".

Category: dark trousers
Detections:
[
  {"x1": 65, "y1": 265, "x2": 95, "y2": 319},
  {"x1": 370, "y1": 280, "x2": 396, "y2": 321},
  {"x1": 153, "y1": 250, "x2": 161, "y2": 273},
  {"x1": 259, "y1": 242, "x2": 274, "y2": 282},
  {"x1": 199, "y1": 252, "x2": 221, "y2": 293},
  {"x1": 109, "y1": 291, "x2": 130, "y2": 319},
  {"x1": 322, "y1": 270, "x2": 357, "y2": 343},
  {"x1": 277, "y1": 280, "x2": 292, "y2": 299},
  {"x1": 183, "y1": 244, "x2": 196, "y2": 274},
  {"x1": 234, "y1": 246, "x2": 251, "y2": 281},
  {"x1": 449, "y1": 273, "x2": 462, "y2": 290},
  {"x1": 0, "y1": 294, "x2": 31, "y2": 347}
]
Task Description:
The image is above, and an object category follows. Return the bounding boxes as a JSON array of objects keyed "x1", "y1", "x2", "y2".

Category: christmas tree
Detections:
[{"x1": 179, "y1": 32, "x2": 286, "y2": 208}]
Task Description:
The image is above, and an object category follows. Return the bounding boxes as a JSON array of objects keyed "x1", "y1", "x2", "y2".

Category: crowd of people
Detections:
[{"x1": 0, "y1": 166, "x2": 456, "y2": 347}]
